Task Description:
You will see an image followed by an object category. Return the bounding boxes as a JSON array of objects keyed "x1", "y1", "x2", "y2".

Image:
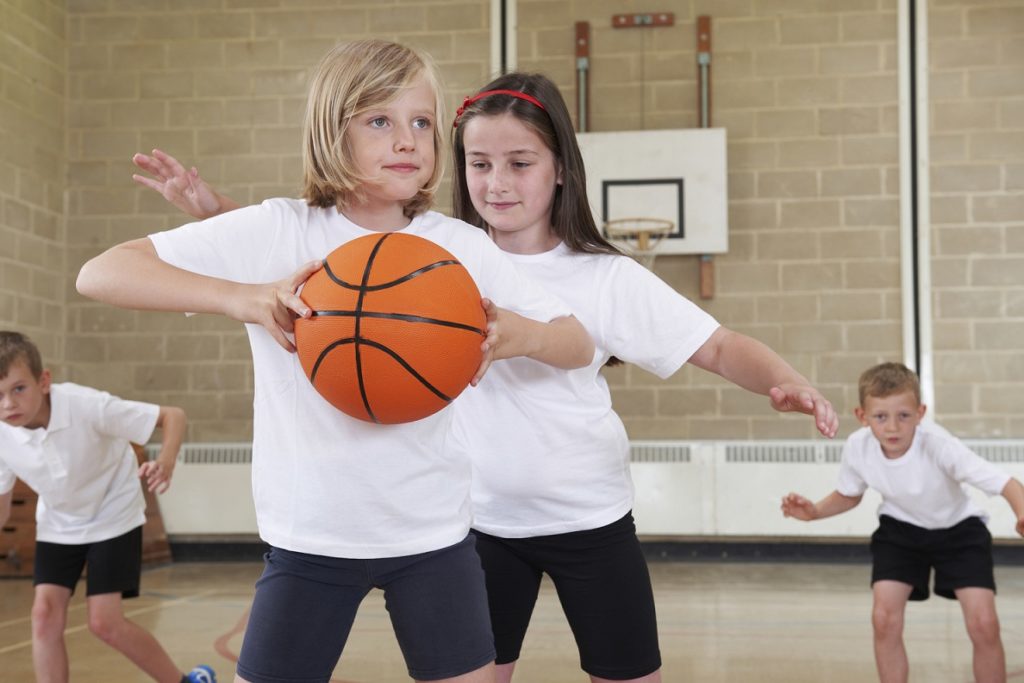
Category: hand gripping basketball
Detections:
[{"x1": 294, "y1": 233, "x2": 488, "y2": 424}]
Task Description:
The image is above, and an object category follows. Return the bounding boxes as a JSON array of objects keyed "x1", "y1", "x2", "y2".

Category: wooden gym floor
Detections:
[{"x1": 1, "y1": 559, "x2": 1023, "y2": 682}]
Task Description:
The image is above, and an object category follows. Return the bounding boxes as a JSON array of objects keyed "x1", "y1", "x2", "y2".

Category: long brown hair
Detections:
[{"x1": 451, "y1": 72, "x2": 621, "y2": 256}]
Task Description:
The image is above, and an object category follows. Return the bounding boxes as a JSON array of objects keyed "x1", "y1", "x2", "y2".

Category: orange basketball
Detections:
[{"x1": 294, "y1": 232, "x2": 487, "y2": 424}]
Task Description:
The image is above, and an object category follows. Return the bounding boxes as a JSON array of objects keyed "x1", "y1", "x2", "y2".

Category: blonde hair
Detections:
[
  {"x1": 301, "y1": 40, "x2": 445, "y2": 218},
  {"x1": 858, "y1": 362, "x2": 921, "y2": 406}
]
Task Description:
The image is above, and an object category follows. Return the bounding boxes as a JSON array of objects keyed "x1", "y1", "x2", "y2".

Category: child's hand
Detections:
[
  {"x1": 781, "y1": 493, "x2": 818, "y2": 521},
  {"x1": 132, "y1": 149, "x2": 225, "y2": 220},
  {"x1": 138, "y1": 458, "x2": 175, "y2": 494},
  {"x1": 226, "y1": 260, "x2": 323, "y2": 352},
  {"x1": 769, "y1": 384, "x2": 839, "y2": 438},
  {"x1": 470, "y1": 298, "x2": 499, "y2": 386}
]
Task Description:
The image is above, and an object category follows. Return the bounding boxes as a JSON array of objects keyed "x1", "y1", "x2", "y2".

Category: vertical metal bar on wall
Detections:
[
  {"x1": 490, "y1": 0, "x2": 517, "y2": 76},
  {"x1": 898, "y1": 0, "x2": 934, "y2": 409},
  {"x1": 575, "y1": 22, "x2": 590, "y2": 132}
]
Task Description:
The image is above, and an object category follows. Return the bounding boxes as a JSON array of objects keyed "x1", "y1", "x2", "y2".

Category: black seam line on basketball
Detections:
[
  {"x1": 322, "y1": 258, "x2": 463, "y2": 291},
  {"x1": 311, "y1": 310, "x2": 486, "y2": 336},
  {"x1": 354, "y1": 234, "x2": 391, "y2": 424},
  {"x1": 308, "y1": 337, "x2": 455, "y2": 403}
]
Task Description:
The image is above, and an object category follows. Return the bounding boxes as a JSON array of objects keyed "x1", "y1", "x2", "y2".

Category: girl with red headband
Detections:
[
  {"x1": 448, "y1": 73, "x2": 837, "y2": 683},
  {"x1": 131, "y1": 72, "x2": 838, "y2": 683}
]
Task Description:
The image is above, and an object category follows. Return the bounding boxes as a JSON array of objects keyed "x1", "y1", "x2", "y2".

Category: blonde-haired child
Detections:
[{"x1": 78, "y1": 40, "x2": 592, "y2": 683}]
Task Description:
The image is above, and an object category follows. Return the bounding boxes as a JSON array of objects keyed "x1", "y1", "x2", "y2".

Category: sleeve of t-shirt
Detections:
[
  {"x1": 598, "y1": 256, "x2": 720, "y2": 379},
  {"x1": 835, "y1": 435, "x2": 870, "y2": 498},
  {"x1": 937, "y1": 436, "x2": 1011, "y2": 497},
  {"x1": 92, "y1": 390, "x2": 161, "y2": 446},
  {"x1": 0, "y1": 461, "x2": 15, "y2": 496},
  {"x1": 148, "y1": 200, "x2": 293, "y2": 283}
]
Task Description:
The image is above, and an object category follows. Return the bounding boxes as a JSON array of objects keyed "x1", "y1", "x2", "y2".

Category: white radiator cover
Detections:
[{"x1": 150, "y1": 440, "x2": 1024, "y2": 540}]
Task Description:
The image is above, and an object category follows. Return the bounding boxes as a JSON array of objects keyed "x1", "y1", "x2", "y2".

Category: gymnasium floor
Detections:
[{"x1": 1, "y1": 559, "x2": 1022, "y2": 682}]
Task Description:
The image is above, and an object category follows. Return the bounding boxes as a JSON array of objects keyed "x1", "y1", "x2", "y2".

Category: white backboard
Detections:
[{"x1": 576, "y1": 128, "x2": 729, "y2": 255}]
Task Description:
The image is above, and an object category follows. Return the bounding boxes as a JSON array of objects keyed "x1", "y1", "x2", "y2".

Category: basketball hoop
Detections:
[{"x1": 604, "y1": 217, "x2": 674, "y2": 269}]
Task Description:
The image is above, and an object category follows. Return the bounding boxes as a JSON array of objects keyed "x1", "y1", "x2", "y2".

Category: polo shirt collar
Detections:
[{"x1": 45, "y1": 385, "x2": 71, "y2": 434}]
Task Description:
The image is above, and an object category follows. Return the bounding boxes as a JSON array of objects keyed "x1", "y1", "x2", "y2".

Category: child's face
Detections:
[
  {"x1": 346, "y1": 73, "x2": 436, "y2": 220},
  {"x1": 0, "y1": 360, "x2": 51, "y2": 429},
  {"x1": 462, "y1": 113, "x2": 561, "y2": 252},
  {"x1": 854, "y1": 390, "x2": 926, "y2": 459}
]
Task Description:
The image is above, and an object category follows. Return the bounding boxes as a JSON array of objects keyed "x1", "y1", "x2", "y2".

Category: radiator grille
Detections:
[
  {"x1": 149, "y1": 439, "x2": 1024, "y2": 465},
  {"x1": 629, "y1": 442, "x2": 691, "y2": 463}
]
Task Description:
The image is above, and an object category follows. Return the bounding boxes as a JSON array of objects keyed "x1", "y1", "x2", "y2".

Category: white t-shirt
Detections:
[
  {"x1": 836, "y1": 420, "x2": 1010, "y2": 529},
  {"x1": 454, "y1": 243, "x2": 720, "y2": 537},
  {"x1": 0, "y1": 383, "x2": 157, "y2": 544},
  {"x1": 148, "y1": 199, "x2": 570, "y2": 559}
]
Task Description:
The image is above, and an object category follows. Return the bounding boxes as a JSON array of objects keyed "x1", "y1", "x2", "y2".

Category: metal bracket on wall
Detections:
[
  {"x1": 575, "y1": 21, "x2": 590, "y2": 132},
  {"x1": 612, "y1": 13, "x2": 675, "y2": 28}
]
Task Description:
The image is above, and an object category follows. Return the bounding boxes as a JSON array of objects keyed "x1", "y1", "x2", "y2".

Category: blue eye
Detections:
[
  {"x1": 413, "y1": 117, "x2": 432, "y2": 130},
  {"x1": 369, "y1": 117, "x2": 388, "y2": 128}
]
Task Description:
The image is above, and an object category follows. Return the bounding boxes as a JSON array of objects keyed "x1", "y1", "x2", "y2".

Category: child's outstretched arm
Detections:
[
  {"x1": 471, "y1": 299, "x2": 593, "y2": 384},
  {"x1": 137, "y1": 406, "x2": 187, "y2": 494},
  {"x1": 781, "y1": 491, "x2": 862, "y2": 521},
  {"x1": 76, "y1": 238, "x2": 321, "y2": 351},
  {"x1": 133, "y1": 149, "x2": 239, "y2": 220},
  {"x1": 689, "y1": 327, "x2": 838, "y2": 438},
  {"x1": 1000, "y1": 477, "x2": 1024, "y2": 537}
]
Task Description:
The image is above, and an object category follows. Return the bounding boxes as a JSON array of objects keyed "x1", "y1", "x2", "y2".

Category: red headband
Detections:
[{"x1": 452, "y1": 89, "x2": 546, "y2": 129}]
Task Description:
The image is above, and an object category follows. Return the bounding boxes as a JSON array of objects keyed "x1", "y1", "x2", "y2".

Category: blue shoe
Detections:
[{"x1": 187, "y1": 665, "x2": 217, "y2": 683}]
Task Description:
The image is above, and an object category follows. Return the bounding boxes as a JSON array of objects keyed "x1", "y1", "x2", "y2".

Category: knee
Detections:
[
  {"x1": 871, "y1": 605, "x2": 903, "y2": 641},
  {"x1": 965, "y1": 611, "x2": 1001, "y2": 646},
  {"x1": 30, "y1": 599, "x2": 65, "y2": 640},
  {"x1": 87, "y1": 610, "x2": 125, "y2": 645}
]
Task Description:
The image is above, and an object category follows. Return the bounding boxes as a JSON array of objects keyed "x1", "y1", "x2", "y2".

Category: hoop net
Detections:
[{"x1": 603, "y1": 217, "x2": 674, "y2": 269}]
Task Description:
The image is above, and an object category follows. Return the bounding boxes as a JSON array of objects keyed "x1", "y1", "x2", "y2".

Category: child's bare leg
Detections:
[
  {"x1": 955, "y1": 587, "x2": 1005, "y2": 683},
  {"x1": 592, "y1": 672, "x2": 661, "y2": 683},
  {"x1": 871, "y1": 580, "x2": 912, "y2": 683},
  {"x1": 495, "y1": 662, "x2": 515, "y2": 683},
  {"x1": 86, "y1": 592, "x2": 183, "y2": 683},
  {"x1": 32, "y1": 584, "x2": 72, "y2": 683},
  {"x1": 417, "y1": 661, "x2": 495, "y2": 683}
]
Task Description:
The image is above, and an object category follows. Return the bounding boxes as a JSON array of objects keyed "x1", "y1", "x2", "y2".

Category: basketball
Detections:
[{"x1": 294, "y1": 232, "x2": 487, "y2": 424}]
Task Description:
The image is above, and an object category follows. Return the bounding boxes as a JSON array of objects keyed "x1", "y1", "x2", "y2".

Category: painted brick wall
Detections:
[
  {"x1": 0, "y1": 0, "x2": 67, "y2": 370},
  {"x1": 1, "y1": 1, "x2": 1019, "y2": 443},
  {"x1": 928, "y1": 0, "x2": 1024, "y2": 437},
  {"x1": 518, "y1": 0, "x2": 903, "y2": 438},
  {"x1": 63, "y1": 0, "x2": 491, "y2": 440}
]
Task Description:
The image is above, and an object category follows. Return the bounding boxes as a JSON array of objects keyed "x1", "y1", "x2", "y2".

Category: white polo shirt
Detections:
[
  {"x1": 0, "y1": 383, "x2": 158, "y2": 544},
  {"x1": 836, "y1": 420, "x2": 1011, "y2": 529}
]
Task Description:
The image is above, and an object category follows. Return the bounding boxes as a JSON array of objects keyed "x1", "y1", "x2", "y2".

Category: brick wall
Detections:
[
  {"x1": 1, "y1": 1, "x2": 1020, "y2": 442},
  {"x1": 928, "y1": 0, "x2": 1024, "y2": 437},
  {"x1": 63, "y1": 0, "x2": 491, "y2": 441},
  {"x1": 519, "y1": 1, "x2": 903, "y2": 438},
  {"x1": 0, "y1": 0, "x2": 67, "y2": 370}
]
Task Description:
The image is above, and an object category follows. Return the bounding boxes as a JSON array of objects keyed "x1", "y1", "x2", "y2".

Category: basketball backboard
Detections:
[{"x1": 576, "y1": 128, "x2": 728, "y2": 255}]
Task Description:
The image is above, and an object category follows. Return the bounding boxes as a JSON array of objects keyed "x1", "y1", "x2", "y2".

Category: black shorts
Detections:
[
  {"x1": 33, "y1": 525, "x2": 143, "y2": 598},
  {"x1": 870, "y1": 515, "x2": 995, "y2": 601},
  {"x1": 236, "y1": 534, "x2": 495, "y2": 683},
  {"x1": 472, "y1": 512, "x2": 660, "y2": 680}
]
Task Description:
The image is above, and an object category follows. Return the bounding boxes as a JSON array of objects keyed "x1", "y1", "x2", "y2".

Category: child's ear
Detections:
[
  {"x1": 917, "y1": 403, "x2": 927, "y2": 419},
  {"x1": 39, "y1": 369, "x2": 52, "y2": 394},
  {"x1": 556, "y1": 161, "x2": 563, "y2": 186},
  {"x1": 853, "y1": 406, "x2": 867, "y2": 425}
]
